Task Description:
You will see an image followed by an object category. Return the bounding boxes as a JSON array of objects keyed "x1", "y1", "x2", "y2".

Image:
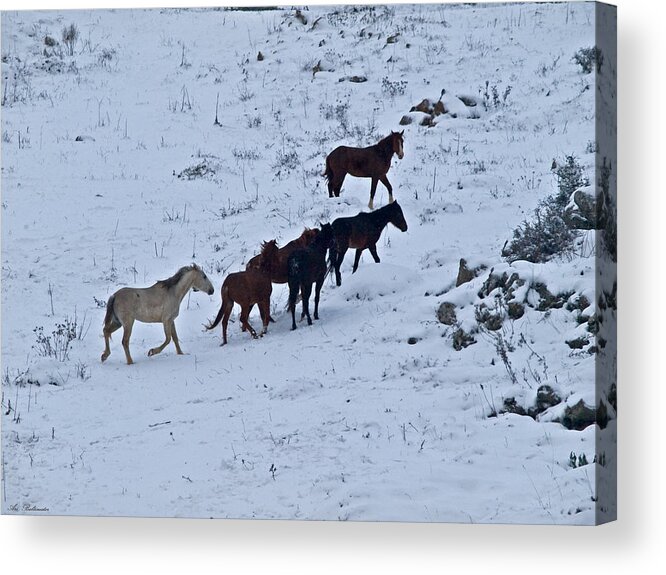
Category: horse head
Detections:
[
  {"x1": 191, "y1": 264, "x2": 215, "y2": 295},
  {"x1": 259, "y1": 240, "x2": 280, "y2": 273},
  {"x1": 389, "y1": 201, "x2": 408, "y2": 232},
  {"x1": 392, "y1": 130, "x2": 405, "y2": 160}
]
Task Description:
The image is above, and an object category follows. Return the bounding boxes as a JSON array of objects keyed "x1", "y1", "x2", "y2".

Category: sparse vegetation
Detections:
[
  {"x1": 573, "y1": 46, "x2": 603, "y2": 74},
  {"x1": 503, "y1": 155, "x2": 589, "y2": 263},
  {"x1": 62, "y1": 23, "x2": 79, "y2": 56},
  {"x1": 33, "y1": 317, "x2": 78, "y2": 362}
]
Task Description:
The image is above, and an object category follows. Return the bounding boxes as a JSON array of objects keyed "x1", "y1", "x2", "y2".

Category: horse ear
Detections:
[{"x1": 400, "y1": 130, "x2": 404, "y2": 136}]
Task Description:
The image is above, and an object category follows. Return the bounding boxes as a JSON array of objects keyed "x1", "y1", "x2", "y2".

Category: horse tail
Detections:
[
  {"x1": 103, "y1": 294, "x2": 120, "y2": 333},
  {"x1": 323, "y1": 155, "x2": 332, "y2": 181},
  {"x1": 206, "y1": 285, "x2": 228, "y2": 330}
]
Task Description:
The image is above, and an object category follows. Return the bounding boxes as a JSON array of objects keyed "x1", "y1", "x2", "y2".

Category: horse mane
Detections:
[
  {"x1": 258, "y1": 240, "x2": 279, "y2": 272},
  {"x1": 157, "y1": 264, "x2": 197, "y2": 289},
  {"x1": 374, "y1": 133, "x2": 398, "y2": 161}
]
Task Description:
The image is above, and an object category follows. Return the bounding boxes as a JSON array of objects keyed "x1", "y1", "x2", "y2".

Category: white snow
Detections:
[{"x1": 1, "y1": 3, "x2": 612, "y2": 524}]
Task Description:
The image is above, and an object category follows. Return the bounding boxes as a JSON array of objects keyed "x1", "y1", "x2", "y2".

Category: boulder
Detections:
[{"x1": 436, "y1": 302, "x2": 457, "y2": 325}]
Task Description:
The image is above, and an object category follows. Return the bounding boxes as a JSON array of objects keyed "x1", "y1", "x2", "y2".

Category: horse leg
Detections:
[
  {"x1": 379, "y1": 174, "x2": 394, "y2": 204},
  {"x1": 369, "y1": 177, "x2": 379, "y2": 210},
  {"x1": 301, "y1": 282, "x2": 313, "y2": 325},
  {"x1": 258, "y1": 299, "x2": 270, "y2": 336},
  {"x1": 314, "y1": 274, "x2": 325, "y2": 320},
  {"x1": 242, "y1": 303, "x2": 255, "y2": 332},
  {"x1": 334, "y1": 245, "x2": 348, "y2": 286},
  {"x1": 121, "y1": 320, "x2": 135, "y2": 365},
  {"x1": 368, "y1": 243, "x2": 381, "y2": 263},
  {"x1": 352, "y1": 248, "x2": 364, "y2": 273},
  {"x1": 221, "y1": 300, "x2": 234, "y2": 345},
  {"x1": 333, "y1": 173, "x2": 346, "y2": 198},
  {"x1": 288, "y1": 277, "x2": 299, "y2": 330},
  {"x1": 148, "y1": 322, "x2": 172, "y2": 357},
  {"x1": 170, "y1": 320, "x2": 184, "y2": 355},
  {"x1": 101, "y1": 321, "x2": 121, "y2": 362},
  {"x1": 327, "y1": 171, "x2": 335, "y2": 198},
  {"x1": 240, "y1": 306, "x2": 258, "y2": 339}
]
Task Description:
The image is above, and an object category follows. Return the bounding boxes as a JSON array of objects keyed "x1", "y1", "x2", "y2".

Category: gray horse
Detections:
[{"x1": 101, "y1": 264, "x2": 214, "y2": 365}]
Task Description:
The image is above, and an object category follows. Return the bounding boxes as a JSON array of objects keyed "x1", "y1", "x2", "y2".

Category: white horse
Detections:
[{"x1": 101, "y1": 264, "x2": 214, "y2": 365}]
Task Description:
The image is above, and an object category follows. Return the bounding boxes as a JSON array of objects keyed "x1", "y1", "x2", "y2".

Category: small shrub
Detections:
[
  {"x1": 555, "y1": 155, "x2": 588, "y2": 208},
  {"x1": 33, "y1": 318, "x2": 77, "y2": 362},
  {"x1": 381, "y1": 77, "x2": 407, "y2": 97},
  {"x1": 504, "y1": 155, "x2": 589, "y2": 263},
  {"x1": 62, "y1": 23, "x2": 79, "y2": 56},
  {"x1": 573, "y1": 46, "x2": 603, "y2": 74},
  {"x1": 503, "y1": 196, "x2": 576, "y2": 263}
]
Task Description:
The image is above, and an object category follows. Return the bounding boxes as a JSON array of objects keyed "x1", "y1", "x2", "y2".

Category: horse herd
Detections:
[{"x1": 101, "y1": 131, "x2": 408, "y2": 365}]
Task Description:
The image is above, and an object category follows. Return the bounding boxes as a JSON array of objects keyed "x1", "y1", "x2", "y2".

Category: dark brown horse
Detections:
[
  {"x1": 324, "y1": 131, "x2": 404, "y2": 210},
  {"x1": 206, "y1": 241, "x2": 278, "y2": 345},
  {"x1": 246, "y1": 228, "x2": 320, "y2": 323},
  {"x1": 287, "y1": 223, "x2": 335, "y2": 330},
  {"x1": 246, "y1": 228, "x2": 319, "y2": 284},
  {"x1": 328, "y1": 201, "x2": 408, "y2": 286}
]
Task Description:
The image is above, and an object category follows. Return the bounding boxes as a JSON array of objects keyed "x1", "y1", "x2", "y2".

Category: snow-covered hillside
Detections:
[{"x1": 1, "y1": 3, "x2": 615, "y2": 523}]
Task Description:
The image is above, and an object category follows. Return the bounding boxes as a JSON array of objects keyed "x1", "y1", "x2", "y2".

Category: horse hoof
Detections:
[
  {"x1": 101, "y1": 354, "x2": 108, "y2": 362},
  {"x1": 291, "y1": 326, "x2": 297, "y2": 331}
]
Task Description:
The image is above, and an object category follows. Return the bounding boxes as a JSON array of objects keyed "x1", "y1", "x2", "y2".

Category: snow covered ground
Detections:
[{"x1": 1, "y1": 3, "x2": 614, "y2": 523}]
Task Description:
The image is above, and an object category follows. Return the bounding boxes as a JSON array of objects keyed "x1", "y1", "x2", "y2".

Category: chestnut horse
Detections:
[
  {"x1": 246, "y1": 227, "x2": 319, "y2": 284},
  {"x1": 328, "y1": 201, "x2": 408, "y2": 286},
  {"x1": 246, "y1": 227, "x2": 320, "y2": 323},
  {"x1": 206, "y1": 241, "x2": 278, "y2": 345},
  {"x1": 324, "y1": 131, "x2": 404, "y2": 210}
]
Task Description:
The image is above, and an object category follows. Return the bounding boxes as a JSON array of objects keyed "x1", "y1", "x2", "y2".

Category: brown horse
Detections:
[
  {"x1": 246, "y1": 228, "x2": 320, "y2": 323},
  {"x1": 324, "y1": 131, "x2": 404, "y2": 210},
  {"x1": 206, "y1": 241, "x2": 278, "y2": 345},
  {"x1": 246, "y1": 227, "x2": 319, "y2": 284},
  {"x1": 101, "y1": 264, "x2": 214, "y2": 365},
  {"x1": 328, "y1": 201, "x2": 408, "y2": 286},
  {"x1": 287, "y1": 223, "x2": 335, "y2": 330}
]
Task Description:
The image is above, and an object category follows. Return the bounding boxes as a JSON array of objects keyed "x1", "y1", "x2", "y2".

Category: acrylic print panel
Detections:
[{"x1": 1, "y1": 2, "x2": 616, "y2": 524}]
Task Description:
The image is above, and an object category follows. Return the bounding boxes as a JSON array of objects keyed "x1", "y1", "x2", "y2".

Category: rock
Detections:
[
  {"x1": 456, "y1": 258, "x2": 486, "y2": 287},
  {"x1": 399, "y1": 115, "x2": 413, "y2": 125},
  {"x1": 502, "y1": 397, "x2": 527, "y2": 416},
  {"x1": 339, "y1": 75, "x2": 367, "y2": 83},
  {"x1": 565, "y1": 336, "x2": 589, "y2": 350},
  {"x1": 257, "y1": 51, "x2": 264, "y2": 61},
  {"x1": 565, "y1": 188, "x2": 597, "y2": 229},
  {"x1": 507, "y1": 302, "x2": 525, "y2": 320},
  {"x1": 560, "y1": 399, "x2": 597, "y2": 430},
  {"x1": 475, "y1": 304, "x2": 503, "y2": 331},
  {"x1": 533, "y1": 282, "x2": 573, "y2": 311},
  {"x1": 457, "y1": 94, "x2": 478, "y2": 107},
  {"x1": 407, "y1": 337, "x2": 419, "y2": 345},
  {"x1": 436, "y1": 302, "x2": 457, "y2": 325},
  {"x1": 533, "y1": 385, "x2": 561, "y2": 414},
  {"x1": 410, "y1": 98, "x2": 433, "y2": 114},
  {"x1": 432, "y1": 100, "x2": 446, "y2": 116},
  {"x1": 452, "y1": 328, "x2": 475, "y2": 351},
  {"x1": 295, "y1": 9, "x2": 307, "y2": 25}
]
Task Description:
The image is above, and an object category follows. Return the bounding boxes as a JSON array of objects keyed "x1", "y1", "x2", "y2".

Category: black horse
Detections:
[
  {"x1": 328, "y1": 201, "x2": 408, "y2": 286},
  {"x1": 324, "y1": 131, "x2": 404, "y2": 210},
  {"x1": 287, "y1": 223, "x2": 335, "y2": 330}
]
